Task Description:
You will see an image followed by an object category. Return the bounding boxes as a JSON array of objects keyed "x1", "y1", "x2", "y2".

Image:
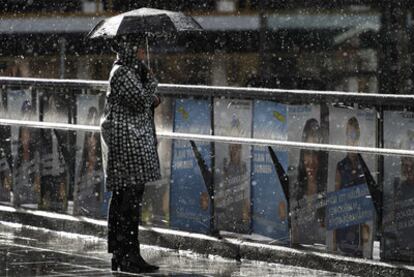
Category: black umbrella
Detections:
[
  {"x1": 87, "y1": 7, "x2": 203, "y2": 40},
  {"x1": 87, "y1": 8, "x2": 203, "y2": 68}
]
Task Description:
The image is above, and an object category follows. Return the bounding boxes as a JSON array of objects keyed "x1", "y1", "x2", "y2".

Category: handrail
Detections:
[
  {"x1": 0, "y1": 118, "x2": 412, "y2": 158},
  {"x1": 1, "y1": 76, "x2": 414, "y2": 106}
]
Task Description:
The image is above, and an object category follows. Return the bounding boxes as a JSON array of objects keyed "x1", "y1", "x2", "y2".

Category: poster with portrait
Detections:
[
  {"x1": 287, "y1": 104, "x2": 327, "y2": 246},
  {"x1": 326, "y1": 106, "x2": 376, "y2": 258},
  {"x1": 0, "y1": 93, "x2": 12, "y2": 204},
  {"x1": 170, "y1": 98, "x2": 212, "y2": 233},
  {"x1": 7, "y1": 89, "x2": 40, "y2": 208},
  {"x1": 214, "y1": 98, "x2": 252, "y2": 234},
  {"x1": 73, "y1": 94, "x2": 105, "y2": 218},
  {"x1": 40, "y1": 92, "x2": 69, "y2": 212},
  {"x1": 141, "y1": 97, "x2": 173, "y2": 227},
  {"x1": 251, "y1": 101, "x2": 289, "y2": 241},
  {"x1": 382, "y1": 110, "x2": 414, "y2": 262}
]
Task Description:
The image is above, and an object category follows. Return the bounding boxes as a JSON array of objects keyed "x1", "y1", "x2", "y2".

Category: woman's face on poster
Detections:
[{"x1": 304, "y1": 150, "x2": 319, "y2": 179}]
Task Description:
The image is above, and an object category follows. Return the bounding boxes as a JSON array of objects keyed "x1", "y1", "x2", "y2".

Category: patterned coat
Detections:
[{"x1": 100, "y1": 46, "x2": 161, "y2": 191}]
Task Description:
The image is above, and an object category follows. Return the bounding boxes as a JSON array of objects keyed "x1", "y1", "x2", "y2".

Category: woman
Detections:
[
  {"x1": 100, "y1": 36, "x2": 161, "y2": 274},
  {"x1": 40, "y1": 95, "x2": 68, "y2": 212},
  {"x1": 293, "y1": 118, "x2": 327, "y2": 245},
  {"x1": 13, "y1": 100, "x2": 41, "y2": 207}
]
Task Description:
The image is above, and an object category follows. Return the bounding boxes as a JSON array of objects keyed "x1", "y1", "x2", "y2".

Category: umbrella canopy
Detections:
[{"x1": 87, "y1": 8, "x2": 203, "y2": 40}]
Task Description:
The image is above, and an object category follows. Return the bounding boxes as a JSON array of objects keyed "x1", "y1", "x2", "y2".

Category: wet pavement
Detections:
[{"x1": 0, "y1": 220, "x2": 354, "y2": 277}]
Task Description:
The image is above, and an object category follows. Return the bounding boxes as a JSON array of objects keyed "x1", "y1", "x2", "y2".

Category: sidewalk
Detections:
[
  {"x1": 0, "y1": 221, "x2": 358, "y2": 277},
  {"x1": 0, "y1": 204, "x2": 413, "y2": 277}
]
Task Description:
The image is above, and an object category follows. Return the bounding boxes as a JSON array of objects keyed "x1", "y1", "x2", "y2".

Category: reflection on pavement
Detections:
[{"x1": 0, "y1": 221, "x2": 353, "y2": 276}]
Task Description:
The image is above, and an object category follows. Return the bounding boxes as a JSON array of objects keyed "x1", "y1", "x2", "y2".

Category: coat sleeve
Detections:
[{"x1": 112, "y1": 67, "x2": 157, "y2": 112}]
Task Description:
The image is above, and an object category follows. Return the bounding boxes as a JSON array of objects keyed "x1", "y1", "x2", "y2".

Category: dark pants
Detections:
[{"x1": 107, "y1": 187, "x2": 144, "y2": 256}]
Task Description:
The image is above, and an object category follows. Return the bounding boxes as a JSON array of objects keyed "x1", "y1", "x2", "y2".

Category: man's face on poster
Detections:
[{"x1": 229, "y1": 144, "x2": 241, "y2": 163}]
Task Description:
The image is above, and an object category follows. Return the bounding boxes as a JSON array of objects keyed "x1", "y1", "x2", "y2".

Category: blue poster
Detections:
[
  {"x1": 170, "y1": 98, "x2": 212, "y2": 234},
  {"x1": 252, "y1": 101, "x2": 289, "y2": 241},
  {"x1": 327, "y1": 184, "x2": 375, "y2": 230}
]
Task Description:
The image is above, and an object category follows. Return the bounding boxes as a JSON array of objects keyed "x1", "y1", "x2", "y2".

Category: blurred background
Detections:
[{"x1": 0, "y1": 1, "x2": 412, "y2": 94}]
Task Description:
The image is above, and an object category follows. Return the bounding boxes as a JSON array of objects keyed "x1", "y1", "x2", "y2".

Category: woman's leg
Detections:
[
  {"x1": 107, "y1": 190, "x2": 123, "y2": 255},
  {"x1": 122, "y1": 187, "x2": 143, "y2": 255},
  {"x1": 109, "y1": 185, "x2": 158, "y2": 273},
  {"x1": 108, "y1": 187, "x2": 143, "y2": 255}
]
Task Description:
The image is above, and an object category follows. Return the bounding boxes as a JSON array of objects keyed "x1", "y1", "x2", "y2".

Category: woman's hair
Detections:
[
  {"x1": 301, "y1": 118, "x2": 321, "y2": 143},
  {"x1": 346, "y1": 116, "x2": 360, "y2": 141},
  {"x1": 86, "y1": 106, "x2": 98, "y2": 125},
  {"x1": 295, "y1": 118, "x2": 327, "y2": 201},
  {"x1": 110, "y1": 35, "x2": 146, "y2": 54}
]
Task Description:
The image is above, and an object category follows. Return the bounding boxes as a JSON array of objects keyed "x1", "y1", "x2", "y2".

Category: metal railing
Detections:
[{"x1": 0, "y1": 76, "x2": 413, "y2": 263}]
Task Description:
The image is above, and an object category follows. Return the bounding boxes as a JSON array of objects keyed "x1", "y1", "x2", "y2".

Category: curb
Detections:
[{"x1": 0, "y1": 205, "x2": 413, "y2": 277}]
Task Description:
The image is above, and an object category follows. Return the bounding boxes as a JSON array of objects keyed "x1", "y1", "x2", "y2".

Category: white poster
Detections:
[
  {"x1": 287, "y1": 104, "x2": 327, "y2": 246},
  {"x1": 8, "y1": 89, "x2": 40, "y2": 208},
  {"x1": 73, "y1": 94, "x2": 104, "y2": 218},
  {"x1": 214, "y1": 98, "x2": 252, "y2": 233},
  {"x1": 142, "y1": 97, "x2": 173, "y2": 227},
  {"x1": 40, "y1": 93, "x2": 69, "y2": 212}
]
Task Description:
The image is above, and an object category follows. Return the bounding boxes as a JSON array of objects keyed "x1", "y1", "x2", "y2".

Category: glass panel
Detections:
[
  {"x1": 382, "y1": 109, "x2": 414, "y2": 263},
  {"x1": 2, "y1": 81, "x2": 414, "y2": 263}
]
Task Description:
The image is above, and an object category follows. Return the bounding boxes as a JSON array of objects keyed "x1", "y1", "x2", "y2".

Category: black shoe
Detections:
[
  {"x1": 120, "y1": 253, "x2": 159, "y2": 273},
  {"x1": 111, "y1": 254, "x2": 122, "y2": 271}
]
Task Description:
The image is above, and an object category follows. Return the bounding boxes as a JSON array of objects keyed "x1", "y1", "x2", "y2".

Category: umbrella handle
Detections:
[{"x1": 146, "y1": 36, "x2": 150, "y2": 70}]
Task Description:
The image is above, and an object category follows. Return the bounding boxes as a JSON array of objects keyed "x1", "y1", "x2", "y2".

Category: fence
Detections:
[{"x1": 0, "y1": 76, "x2": 414, "y2": 263}]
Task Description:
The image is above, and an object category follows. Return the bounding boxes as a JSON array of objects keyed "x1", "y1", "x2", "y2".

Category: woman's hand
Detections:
[
  {"x1": 140, "y1": 61, "x2": 155, "y2": 79},
  {"x1": 153, "y1": 95, "x2": 162, "y2": 108}
]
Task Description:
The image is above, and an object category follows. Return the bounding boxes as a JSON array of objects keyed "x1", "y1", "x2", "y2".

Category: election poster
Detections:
[
  {"x1": 251, "y1": 100, "x2": 289, "y2": 242},
  {"x1": 73, "y1": 94, "x2": 105, "y2": 218},
  {"x1": 142, "y1": 97, "x2": 173, "y2": 227},
  {"x1": 7, "y1": 89, "x2": 40, "y2": 208},
  {"x1": 287, "y1": 104, "x2": 327, "y2": 246},
  {"x1": 382, "y1": 110, "x2": 414, "y2": 262},
  {"x1": 39, "y1": 93, "x2": 69, "y2": 212},
  {"x1": 214, "y1": 98, "x2": 252, "y2": 234},
  {"x1": 326, "y1": 106, "x2": 376, "y2": 258},
  {"x1": 170, "y1": 98, "x2": 212, "y2": 233},
  {"x1": 0, "y1": 93, "x2": 12, "y2": 204}
]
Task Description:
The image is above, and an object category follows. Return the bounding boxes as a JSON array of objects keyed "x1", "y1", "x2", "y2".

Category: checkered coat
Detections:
[{"x1": 101, "y1": 50, "x2": 161, "y2": 191}]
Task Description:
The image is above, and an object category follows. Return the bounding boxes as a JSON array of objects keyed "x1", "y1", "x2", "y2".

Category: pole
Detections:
[
  {"x1": 146, "y1": 36, "x2": 150, "y2": 70},
  {"x1": 59, "y1": 37, "x2": 66, "y2": 79},
  {"x1": 258, "y1": 0, "x2": 267, "y2": 84},
  {"x1": 378, "y1": 2, "x2": 410, "y2": 95}
]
